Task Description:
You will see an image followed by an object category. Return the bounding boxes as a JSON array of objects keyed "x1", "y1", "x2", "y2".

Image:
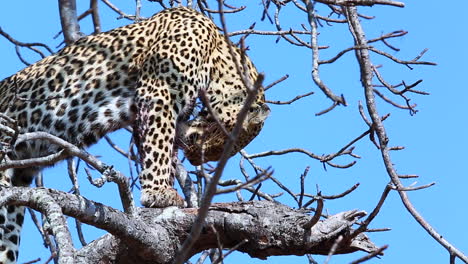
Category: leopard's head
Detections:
[{"x1": 179, "y1": 102, "x2": 270, "y2": 166}]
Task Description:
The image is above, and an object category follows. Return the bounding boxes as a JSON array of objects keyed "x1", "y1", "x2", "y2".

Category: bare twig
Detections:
[
  {"x1": 298, "y1": 166, "x2": 310, "y2": 207},
  {"x1": 350, "y1": 245, "x2": 388, "y2": 264},
  {"x1": 264, "y1": 74, "x2": 289, "y2": 91},
  {"x1": 22, "y1": 258, "x2": 42, "y2": 264},
  {"x1": 104, "y1": 135, "x2": 137, "y2": 161},
  {"x1": 101, "y1": 0, "x2": 140, "y2": 20},
  {"x1": 212, "y1": 239, "x2": 249, "y2": 264},
  {"x1": 303, "y1": 0, "x2": 347, "y2": 114},
  {"x1": 303, "y1": 197, "x2": 323, "y2": 229},
  {"x1": 352, "y1": 184, "x2": 391, "y2": 237},
  {"x1": 9, "y1": 131, "x2": 135, "y2": 215},
  {"x1": 390, "y1": 182, "x2": 435, "y2": 192},
  {"x1": 344, "y1": 6, "x2": 468, "y2": 262},
  {"x1": 323, "y1": 235, "x2": 343, "y2": 264},
  {"x1": 316, "y1": 0, "x2": 404, "y2": 7},
  {"x1": 246, "y1": 147, "x2": 356, "y2": 168},
  {"x1": 266, "y1": 91, "x2": 314, "y2": 105},
  {"x1": 216, "y1": 169, "x2": 272, "y2": 194},
  {"x1": 27, "y1": 208, "x2": 57, "y2": 261},
  {"x1": 320, "y1": 183, "x2": 360, "y2": 199},
  {"x1": 229, "y1": 29, "x2": 310, "y2": 37},
  {"x1": 198, "y1": 88, "x2": 231, "y2": 138},
  {"x1": 0, "y1": 26, "x2": 53, "y2": 65},
  {"x1": 175, "y1": 160, "x2": 199, "y2": 208}
]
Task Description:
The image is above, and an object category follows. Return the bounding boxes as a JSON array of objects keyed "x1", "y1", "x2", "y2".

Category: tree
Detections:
[{"x1": 0, "y1": 0, "x2": 467, "y2": 263}]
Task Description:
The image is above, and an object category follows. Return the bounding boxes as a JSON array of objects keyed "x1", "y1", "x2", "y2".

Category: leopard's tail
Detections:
[{"x1": 0, "y1": 168, "x2": 24, "y2": 264}]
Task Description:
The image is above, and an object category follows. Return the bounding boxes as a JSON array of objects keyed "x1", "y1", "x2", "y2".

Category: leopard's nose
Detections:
[{"x1": 261, "y1": 103, "x2": 270, "y2": 114}]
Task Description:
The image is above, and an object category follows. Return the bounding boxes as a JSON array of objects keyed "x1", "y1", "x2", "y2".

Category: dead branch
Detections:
[
  {"x1": 350, "y1": 245, "x2": 388, "y2": 264},
  {"x1": 303, "y1": 0, "x2": 347, "y2": 115},
  {"x1": 264, "y1": 74, "x2": 289, "y2": 90},
  {"x1": 175, "y1": 160, "x2": 199, "y2": 208},
  {"x1": 0, "y1": 27, "x2": 53, "y2": 65},
  {"x1": 0, "y1": 188, "x2": 75, "y2": 263},
  {"x1": 266, "y1": 91, "x2": 314, "y2": 105},
  {"x1": 58, "y1": 0, "x2": 83, "y2": 45},
  {"x1": 101, "y1": 0, "x2": 140, "y2": 20},
  {"x1": 0, "y1": 187, "x2": 379, "y2": 264},
  {"x1": 1, "y1": 131, "x2": 135, "y2": 215},
  {"x1": 316, "y1": 0, "x2": 404, "y2": 7},
  {"x1": 245, "y1": 147, "x2": 357, "y2": 168},
  {"x1": 343, "y1": 5, "x2": 468, "y2": 263}
]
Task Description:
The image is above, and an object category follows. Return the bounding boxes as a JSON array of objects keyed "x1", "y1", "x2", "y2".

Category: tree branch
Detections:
[
  {"x1": 0, "y1": 186, "x2": 379, "y2": 264},
  {"x1": 58, "y1": 0, "x2": 83, "y2": 45},
  {"x1": 344, "y1": 5, "x2": 468, "y2": 263}
]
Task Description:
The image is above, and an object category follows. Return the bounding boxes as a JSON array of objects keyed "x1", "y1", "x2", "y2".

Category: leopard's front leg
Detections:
[{"x1": 133, "y1": 58, "x2": 192, "y2": 208}]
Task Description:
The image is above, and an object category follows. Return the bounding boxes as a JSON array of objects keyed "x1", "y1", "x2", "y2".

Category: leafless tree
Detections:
[{"x1": 0, "y1": 0, "x2": 465, "y2": 264}]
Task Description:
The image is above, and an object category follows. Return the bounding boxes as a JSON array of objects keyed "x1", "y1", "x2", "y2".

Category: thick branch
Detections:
[
  {"x1": 0, "y1": 187, "x2": 173, "y2": 263},
  {"x1": 89, "y1": 201, "x2": 379, "y2": 263},
  {"x1": 0, "y1": 188, "x2": 75, "y2": 264},
  {"x1": 58, "y1": 0, "x2": 83, "y2": 45},
  {"x1": 4, "y1": 131, "x2": 136, "y2": 215},
  {"x1": 1, "y1": 187, "x2": 379, "y2": 264}
]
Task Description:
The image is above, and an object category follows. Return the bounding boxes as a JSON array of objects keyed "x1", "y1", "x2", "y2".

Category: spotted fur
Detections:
[{"x1": 0, "y1": 7, "x2": 269, "y2": 263}]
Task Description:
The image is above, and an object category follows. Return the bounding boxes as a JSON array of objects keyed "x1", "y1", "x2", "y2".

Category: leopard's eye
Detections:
[{"x1": 249, "y1": 106, "x2": 259, "y2": 113}]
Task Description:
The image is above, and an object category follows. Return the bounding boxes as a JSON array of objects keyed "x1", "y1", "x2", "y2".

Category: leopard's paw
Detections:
[{"x1": 140, "y1": 187, "x2": 186, "y2": 208}]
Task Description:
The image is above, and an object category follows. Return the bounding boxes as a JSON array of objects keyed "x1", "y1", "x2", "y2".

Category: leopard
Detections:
[{"x1": 0, "y1": 7, "x2": 269, "y2": 264}]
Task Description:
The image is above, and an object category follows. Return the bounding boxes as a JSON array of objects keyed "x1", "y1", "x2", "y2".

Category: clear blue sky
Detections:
[{"x1": 1, "y1": 1, "x2": 467, "y2": 263}]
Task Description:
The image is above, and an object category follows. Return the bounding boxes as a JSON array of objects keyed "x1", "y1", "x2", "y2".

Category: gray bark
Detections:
[
  {"x1": 0, "y1": 187, "x2": 379, "y2": 264},
  {"x1": 58, "y1": 0, "x2": 83, "y2": 45}
]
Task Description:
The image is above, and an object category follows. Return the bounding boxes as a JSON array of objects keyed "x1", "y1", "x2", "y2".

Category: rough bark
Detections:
[
  {"x1": 0, "y1": 187, "x2": 379, "y2": 264},
  {"x1": 58, "y1": 0, "x2": 83, "y2": 45}
]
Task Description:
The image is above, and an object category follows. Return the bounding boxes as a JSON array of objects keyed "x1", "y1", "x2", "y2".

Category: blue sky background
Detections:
[{"x1": 1, "y1": 1, "x2": 468, "y2": 263}]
